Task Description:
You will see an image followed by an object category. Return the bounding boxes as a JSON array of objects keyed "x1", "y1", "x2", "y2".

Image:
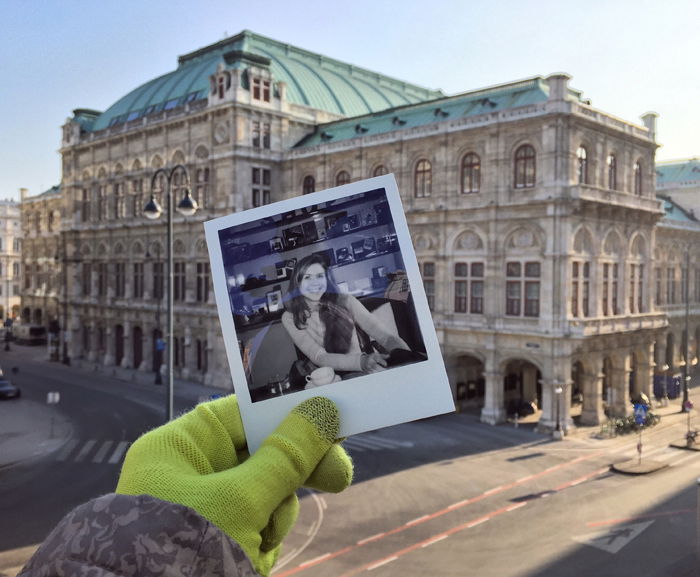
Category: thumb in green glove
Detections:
[{"x1": 116, "y1": 395, "x2": 353, "y2": 577}]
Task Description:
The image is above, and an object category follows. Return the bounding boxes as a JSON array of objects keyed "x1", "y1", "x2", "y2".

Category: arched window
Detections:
[
  {"x1": 634, "y1": 161, "x2": 643, "y2": 195},
  {"x1": 461, "y1": 153, "x2": 481, "y2": 194},
  {"x1": 302, "y1": 175, "x2": 315, "y2": 195},
  {"x1": 336, "y1": 171, "x2": 351, "y2": 186},
  {"x1": 576, "y1": 146, "x2": 588, "y2": 184},
  {"x1": 514, "y1": 145, "x2": 536, "y2": 189},
  {"x1": 607, "y1": 153, "x2": 617, "y2": 190},
  {"x1": 414, "y1": 159, "x2": 432, "y2": 198},
  {"x1": 373, "y1": 165, "x2": 388, "y2": 177}
]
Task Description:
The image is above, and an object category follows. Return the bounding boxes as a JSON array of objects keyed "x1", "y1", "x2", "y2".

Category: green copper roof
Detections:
[
  {"x1": 86, "y1": 30, "x2": 443, "y2": 132},
  {"x1": 659, "y1": 195, "x2": 698, "y2": 223},
  {"x1": 294, "y1": 77, "x2": 551, "y2": 148},
  {"x1": 656, "y1": 158, "x2": 700, "y2": 186}
]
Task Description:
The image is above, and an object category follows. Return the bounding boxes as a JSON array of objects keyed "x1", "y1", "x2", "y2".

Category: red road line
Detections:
[{"x1": 274, "y1": 451, "x2": 603, "y2": 577}]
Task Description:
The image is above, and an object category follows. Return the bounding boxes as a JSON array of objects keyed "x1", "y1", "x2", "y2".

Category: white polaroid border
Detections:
[{"x1": 204, "y1": 174, "x2": 454, "y2": 452}]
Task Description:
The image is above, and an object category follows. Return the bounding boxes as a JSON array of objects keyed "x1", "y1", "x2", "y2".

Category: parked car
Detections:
[{"x1": 0, "y1": 379, "x2": 20, "y2": 400}]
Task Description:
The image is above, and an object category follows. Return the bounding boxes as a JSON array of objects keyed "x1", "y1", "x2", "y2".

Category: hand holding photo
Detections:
[{"x1": 205, "y1": 174, "x2": 454, "y2": 451}]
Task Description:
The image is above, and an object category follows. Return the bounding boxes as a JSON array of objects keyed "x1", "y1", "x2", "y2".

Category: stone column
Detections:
[
  {"x1": 610, "y1": 358, "x2": 631, "y2": 417},
  {"x1": 122, "y1": 321, "x2": 132, "y2": 369},
  {"x1": 86, "y1": 323, "x2": 97, "y2": 362},
  {"x1": 480, "y1": 368, "x2": 506, "y2": 425},
  {"x1": 580, "y1": 358, "x2": 605, "y2": 426},
  {"x1": 103, "y1": 325, "x2": 115, "y2": 366}
]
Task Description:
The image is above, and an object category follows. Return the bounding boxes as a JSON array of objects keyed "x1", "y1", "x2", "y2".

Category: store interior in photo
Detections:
[{"x1": 218, "y1": 188, "x2": 425, "y2": 401}]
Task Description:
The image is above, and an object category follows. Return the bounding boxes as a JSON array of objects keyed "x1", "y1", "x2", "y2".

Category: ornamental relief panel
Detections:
[
  {"x1": 454, "y1": 231, "x2": 484, "y2": 252},
  {"x1": 505, "y1": 227, "x2": 541, "y2": 250},
  {"x1": 214, "y1": 121, "x2": 230, "y2": 145},
  {"x1": 413, "y1": 233, "x2": 436, "y2": 251}
]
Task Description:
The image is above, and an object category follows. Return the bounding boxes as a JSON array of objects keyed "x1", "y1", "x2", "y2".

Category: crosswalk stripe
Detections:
[
  {"x1": 92, "y1": 440, "x2": 114, "y2": 463},
  {"x1": 56, "y1": 439, "x2": 79, "y2": 461},
  {"x1": 108, "y1": 441, "x2": 130, "y2": 464},
  {"x1": 347, "y1": 436, "x2": 412, "y2": 450},
  {"x1": 74, "y1": 440, "x2": 97, "y2": 463}
]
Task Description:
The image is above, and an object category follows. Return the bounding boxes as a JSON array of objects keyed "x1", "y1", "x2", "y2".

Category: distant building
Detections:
[
  {"x1": 0, "y1": 197, "x2": 22, "y2": 321},
  {"x1": 22, "y1": 29, "x2": 700, "y2": 431},
  {"x1": 19, "y1": 186, "x2": 62, "y2": 336},
  {"x1": 656, "y1": 158, "x2": 700, "y2": 219}
]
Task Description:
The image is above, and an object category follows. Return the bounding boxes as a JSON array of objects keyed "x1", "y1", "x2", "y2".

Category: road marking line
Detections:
[
  {"x1": 74, "y1": 440, "x2": 97, "y2": 462},
  {"x1": 506, "y1": 502, "x2": 527, "y2": 512},
  {"x1": 421, "y1": 535, "x2": 448, "y2": 548},
  {"x1": 483, "y1": 486, "x2": 503, "y2": 495},
  {"x1": 357, "y1": 532, "x2": 386, "y2": 546},
  {"x1": 92, "y1": 440, "x2": 114, "y2": 463},
  {"x1": 299, "y1": 553, "x2": 331, "y2": 568},
  {"x1": 447, "y1": 499, "x2": 471, "y2": 510},
  {"x1": 367, "y1": 556, "x2": 398, "y2": 571},
  {"x1": 405, "y1": 514, "x2": 430, "y2": 526},
  {"x1": 56, "y1": 439, "x2": 78, "y2": 461},
  {"x1": 467, "y1": 517, "x2": 490, "y2": 528},
  {"x1": 517, "y1": 474, "x2": 535, "y2": 482},
  {"x1": 108, "y1": 441, "x2": 130, "y2": 464},
  {"x1": 280, "y1": 451, "x2": 606, "y2": 577}
]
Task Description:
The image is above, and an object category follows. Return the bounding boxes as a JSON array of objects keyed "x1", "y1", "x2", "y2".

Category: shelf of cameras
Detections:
[
  {"x1": 235, "y1": 232, "x2": 400, "y2": 293},
  {"x1": 222, "y1": 201, "x2": 392, "y2": 264}
]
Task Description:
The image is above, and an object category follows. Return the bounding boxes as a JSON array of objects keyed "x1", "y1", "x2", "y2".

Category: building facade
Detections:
[
  {"x1": 24, "y1": 30, "x2": 700, "y2": 431},
  {"x1": 0, "y1": 198, "x2": 22, "y2": 322}
]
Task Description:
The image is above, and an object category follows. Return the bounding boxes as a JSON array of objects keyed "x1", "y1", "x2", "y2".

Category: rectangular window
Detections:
[
  {"x1": 572, "y1": 262, "x2": 579, "y2": 318},
  {"x1": 252, "y1": 167, "x2": 271, "y2": 207},
  {"x1": 682, "y1": 265, "x2": 689, "y2": 303},
  {"x1": 12, "y1": 262, "x2": 19, "y2": 277},
  {"x1": 133, "y1": 263, "x2": 144, "y2": 299},
  {"x1": 97, "y1": 263, "x2": 107, "y2": 297},
  {"x1": 153, "y1": 262, "x2": 164, "y2": 300},
  {"x1": 656, "y1": 267, "x2": 662, "y2": 305},
  {"x1": 695, "y1": 269, "x2": 700, "y2": 303},
  {"x1": 582, "y1": 262, "x2": 590, "y2": 317},
  {"x1": 454, "y1": 262, "x2": 467, "y2": 313},
  {"x1": 82, "y1": 263, "x2": 91, "y2": 296},
  {"x1": 174, "y1": 336, "x2": 186, "y2": 368},
  {"x1": 422, "y1": 262, "x2": 435, "y2": 311},
  {"x1": 470, "y1": 262, "x2": 484, "y2": 314},
  {"x1": 196, "y1": 262, "x2": 210, "y2": 303},
  {"x1": 638, "y1": 264, "x2": 644, "y2": 312},
  {"x1": 252, "y1": 121, "x2": 260, "y2": 147},
  {"x1": 174, "y1": 262, "x2": 186, "y2": 301},
  {"x1": 612, "y1": 264, "x2": 619, "y2": 314},
  {"x1": 195, "y1": 168, "x2": 209, "y2": 209},
  {"x1": 263, "y1": 122, "x2": 271, "y2": 148},
  {"x1": 667, "y1": 267, "x2": 676, "y2": 305},
  {"x1": 197, "y1": 339, "x2": 208, "y2": 372},
  {"x1": 115, "y1": 262, "x2": 125, "y2": 298},
  {"x1": 506, "y1": 261, "x2": 540, "y2": 317}
]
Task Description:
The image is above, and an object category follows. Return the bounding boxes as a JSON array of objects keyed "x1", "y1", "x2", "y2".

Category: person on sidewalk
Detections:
[{"x1": 18, "y1": 394, "x2": 353, "y2": 577}]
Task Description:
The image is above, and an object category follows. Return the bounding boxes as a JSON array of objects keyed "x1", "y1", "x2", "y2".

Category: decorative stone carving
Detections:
[
  {"x1": 457, "y1": 231, "x2": 483, "y2": 251},
  {"x1": 512, "y1": 229, "x2": 534, "y2": 248},
  {"x1": 214, "y1": 122, "x2": 229, "y2": 144}
]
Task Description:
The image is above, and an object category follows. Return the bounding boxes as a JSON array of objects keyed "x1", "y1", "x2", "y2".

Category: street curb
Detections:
[{"x1": 610, "y1": 460, "x2": 669, "y2": 475}]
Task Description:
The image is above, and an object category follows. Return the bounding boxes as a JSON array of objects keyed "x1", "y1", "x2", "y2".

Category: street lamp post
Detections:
[
  {"x1": 683, "y1": 247, "x2": 691, "y2": 412},
  {"x1": 554, "y1": 383, "x2": 564, "y2": 439},
  {"x1": 144, "y1": 164, "x2": 198, "y2": 422}
]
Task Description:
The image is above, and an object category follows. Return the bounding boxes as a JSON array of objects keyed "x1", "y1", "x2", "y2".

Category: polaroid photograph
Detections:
[{"x1": 204, "y1": 174, "x2": 454, "y2": 452}]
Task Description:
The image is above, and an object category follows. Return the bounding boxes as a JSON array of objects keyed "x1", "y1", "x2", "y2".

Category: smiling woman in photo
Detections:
[{"x1": 281, "y1": 253, "x2": 410, "y2": 376}]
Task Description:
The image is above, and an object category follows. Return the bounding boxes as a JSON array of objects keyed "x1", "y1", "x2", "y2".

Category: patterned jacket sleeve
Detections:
[{"x1": 18, "y1": 493, "x2": 260, "y2": 577}]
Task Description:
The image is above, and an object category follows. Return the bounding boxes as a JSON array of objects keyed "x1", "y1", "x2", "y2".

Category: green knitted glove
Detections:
[{"x1": 116, "y1": 395, "x2": 353, "y2": 576}]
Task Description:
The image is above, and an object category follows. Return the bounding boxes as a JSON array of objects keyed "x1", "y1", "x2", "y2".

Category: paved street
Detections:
[{"x1": 2, "y1": 343, "x2": 700, "y2": 576}]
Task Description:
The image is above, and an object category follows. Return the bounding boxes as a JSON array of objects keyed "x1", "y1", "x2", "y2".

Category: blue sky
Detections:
[{"x1": 2, "y1": 0, "x2": 699, "y2": 199}]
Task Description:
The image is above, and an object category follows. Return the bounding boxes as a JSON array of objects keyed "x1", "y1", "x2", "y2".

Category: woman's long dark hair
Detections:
[{"x1": 286, "y1": 253, "x2": 355, "y2": 353}]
